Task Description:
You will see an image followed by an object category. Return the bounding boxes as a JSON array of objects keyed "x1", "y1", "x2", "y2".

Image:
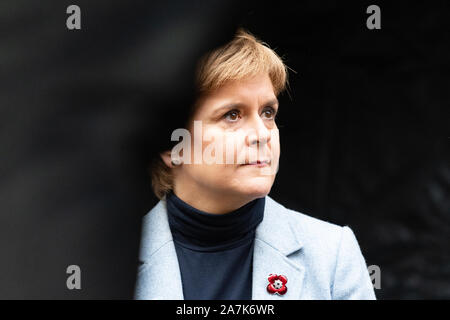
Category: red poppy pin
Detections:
[{"x1": 266, "y1": 274, "x2": 288, "y2": 295}]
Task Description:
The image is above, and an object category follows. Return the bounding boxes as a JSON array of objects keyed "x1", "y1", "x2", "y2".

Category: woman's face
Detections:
[{"x1": 169, "y1": 73, "x2": 280, "y2": 206}]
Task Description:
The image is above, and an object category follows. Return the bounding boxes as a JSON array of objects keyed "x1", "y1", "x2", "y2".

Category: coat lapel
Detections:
[
  {"x1": 135, "y1": 195, "x2": 304, "y2": 300},
  {"x1": 134, "y1": 197, "x2": 184, "y2": 300},
  {"x1": 252, "y1": 196, "x2": 305, "y2": 299}
]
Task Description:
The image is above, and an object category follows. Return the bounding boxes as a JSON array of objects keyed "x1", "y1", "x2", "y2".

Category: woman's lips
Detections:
[{"x1": 241, "y1": 160, "x2": 271, "y2": 167}]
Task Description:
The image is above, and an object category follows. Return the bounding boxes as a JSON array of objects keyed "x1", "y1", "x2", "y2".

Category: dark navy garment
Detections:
[{"x1": 166, "y1": 191, "x2": 265, "y2": 300}]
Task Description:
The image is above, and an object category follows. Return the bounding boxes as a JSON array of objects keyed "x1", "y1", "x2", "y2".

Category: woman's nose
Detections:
[{"x1": 245, "y1": 115, "x2": 271, "y2": 146}]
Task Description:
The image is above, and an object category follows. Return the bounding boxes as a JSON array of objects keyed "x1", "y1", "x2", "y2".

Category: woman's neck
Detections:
[{"x1": 173, "y1": 183, "x2": 260, "y2": 214}]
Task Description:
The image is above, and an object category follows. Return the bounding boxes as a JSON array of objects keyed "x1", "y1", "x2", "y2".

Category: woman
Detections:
[{"x1": 135, "y1": 29, "x2": 376, "y2": 300}]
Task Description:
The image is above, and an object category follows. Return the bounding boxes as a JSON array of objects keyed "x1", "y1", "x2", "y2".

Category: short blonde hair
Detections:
[
  {"x1": 196, "y1": 29, "x2": 288, "y2": 95},
  {"x1": 151, "y1": 29, "x2": 288, "y2": 199}
]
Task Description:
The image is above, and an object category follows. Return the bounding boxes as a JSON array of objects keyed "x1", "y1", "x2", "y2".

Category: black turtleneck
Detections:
[{"x1": 166, "y1": 191, "x2": 265, "y2": 300}]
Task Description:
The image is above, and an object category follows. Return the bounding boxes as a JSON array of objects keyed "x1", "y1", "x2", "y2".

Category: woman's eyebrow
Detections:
[
  {"x1": 264, "y1": 98, "x2": 279, "y2": 107},
  {"x1": 211, "y1": 103, "x2": 244, "y2": 117},
  {"x1": 212, "y1": 98, "x2": 279, "y2": 116}
]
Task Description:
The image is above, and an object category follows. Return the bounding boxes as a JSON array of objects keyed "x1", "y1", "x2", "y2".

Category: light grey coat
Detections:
[{"x1": 134, "y1": 195, "x2": 376, "y2": 300}]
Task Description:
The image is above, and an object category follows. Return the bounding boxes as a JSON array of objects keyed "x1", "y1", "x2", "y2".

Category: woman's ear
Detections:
[
  {"x1": 160, "y1": 150, "x2": 173, "y2": 167},
  {"x1": 160, "y1": 150, "x2": 182, "y2": 168}
]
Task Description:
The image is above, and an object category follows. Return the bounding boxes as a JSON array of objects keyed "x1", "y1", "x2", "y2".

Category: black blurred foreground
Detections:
[{"x1": 0, "y1": 0, "x2": 449, "y2": 299}]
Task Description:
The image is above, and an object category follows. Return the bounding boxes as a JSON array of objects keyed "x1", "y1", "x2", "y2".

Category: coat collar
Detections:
[
  {"x1": 251, "y1": 196, "x2": 305, "y2": 299},
  {"x1": 135, "y1": 195, "x2": 305, "y2": 300}
]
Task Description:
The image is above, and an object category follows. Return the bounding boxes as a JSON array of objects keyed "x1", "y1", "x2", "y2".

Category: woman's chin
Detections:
[{"x1": 233, "y1": 179, "x2": 274, "y2": 199}]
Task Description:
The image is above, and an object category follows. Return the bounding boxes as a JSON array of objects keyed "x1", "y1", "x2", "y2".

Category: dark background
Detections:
[{"x1": 0, "y1": 0, "x2": 449, "y2": 299}]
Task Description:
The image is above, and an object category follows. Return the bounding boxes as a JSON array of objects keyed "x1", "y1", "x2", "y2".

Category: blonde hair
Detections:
[
  {"x1": 196, "y1": 29, "x2": 288, "y2": 95},
  {"x1": 151, "y1": 28, "x2": 288, "y2": 199}
]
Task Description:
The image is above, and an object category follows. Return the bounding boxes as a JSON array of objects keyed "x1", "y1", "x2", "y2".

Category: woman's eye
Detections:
[
  {"x1": 224, "y1": 110, "x2": 241, "y2": 122},
  {"x1": 262, "y1": 107, "x2": 277, "y2": 120}
]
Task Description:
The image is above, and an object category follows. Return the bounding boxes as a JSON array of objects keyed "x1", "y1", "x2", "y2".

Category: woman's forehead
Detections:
[
  {"x1": 213, "y1": 74, "x2": 275, "y2": 96},
  {"x1": 195, "y1": 74, "x2": 277, "y2": 113}
]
